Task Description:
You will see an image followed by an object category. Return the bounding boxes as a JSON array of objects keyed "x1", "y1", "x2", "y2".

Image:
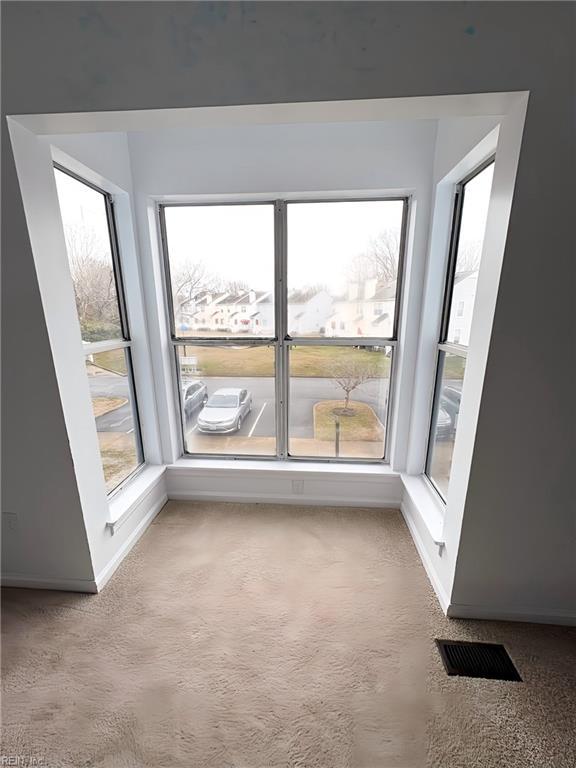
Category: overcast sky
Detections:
[
  {"x1": 54, "y1": 168, "x2": 112, "y2": 257},
  {"x1": 55, "y1": 166, "x2": 494, "y2": 299},
  {"x1": 164, "y1": 200, "x2": 404, "y2": 296},
  {"x1": 457, "y1": 162, "x2": 494, "y2": 266}
]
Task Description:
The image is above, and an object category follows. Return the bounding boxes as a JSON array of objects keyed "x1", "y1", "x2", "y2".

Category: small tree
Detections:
[{"x1": 332, "y1": 359, "x2": 378, "y2": 414}]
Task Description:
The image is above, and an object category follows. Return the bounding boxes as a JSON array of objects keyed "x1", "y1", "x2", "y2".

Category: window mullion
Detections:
[
  {"x1": 392, "y1": 197, "x2": 410, "y2": 339},
  {"x1": 287, "y1": 336, "x2": 397, "y2": 347},
  {"x1": 124, "y1": 346, "x2": 145, "y2": 466},
  {"x1": 440, "y1": 185, "x2": 464, "y2": 343},
  {"x1": 82, "y1": 339, "x2": 131, "y2": 355},
  {"x1": 438, "y1": 342, "x2": 468, "y2": 358},
  {"x1": 172, "y1": 337, "x2": 276, "y2": 347},
  {"x1": 275, "y1": 200, "x2": 288, "y2": 458},
  {"x1": 105, "y1": 196, "x2": 131, "y2": 342}
]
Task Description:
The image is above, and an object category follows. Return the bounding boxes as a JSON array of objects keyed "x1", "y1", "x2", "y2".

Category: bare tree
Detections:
[
  {"x1": 64, "y1": 224, "x2": 119, "y2": 333},
  {"x1": 221, "y1": 278, "x2": 250, "y2": 295},
  {"x1": 368, "y1": 230, "x2": 400, "y2": 283},
  {"x1": 454, "y1": 240, "x2": 482, "y2": 276},
  {"x1": 332, "y1": 358, "x2": 379, "y2": 414},
  {"x1": 288, "y1": 283, "x2": 329, "y2": 303},
  {"x1": 348, "y1": 229, "x2": 400, "y2": 285},
  {"x1": 171, "y1": 259, "x2": 215, "y2": 317}
]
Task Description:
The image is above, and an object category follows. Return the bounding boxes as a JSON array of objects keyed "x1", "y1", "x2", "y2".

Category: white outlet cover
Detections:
[{"x1": 292, "y1": 480, "x2": 304, "y2": 494}]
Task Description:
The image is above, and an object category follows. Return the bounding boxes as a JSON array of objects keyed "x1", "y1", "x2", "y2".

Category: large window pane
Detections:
[
  {"x1": 287, "y1": 201, "x2": 404, "y2": 338},
  {"x1": 426, "y1": 352, "x2": 466, "y2": 498},
  {"x1": 163, "y1": 205, "x2": 275, "y2": 338},
  {"x1": 177, "y1": 345, "x2": 276, "y2": 456},
  {"x1": 54, "y1": 169, "x2": 123, "y2": 342},
  {"x1": 446, "y1": 163, "x2": 494, "y2": 346},
  {"x1": 288, "y1": 345, "x2": 391, "y2": 458},
  {"x1": 86, "y1": 349, "x2": 142, "y2": 493}
]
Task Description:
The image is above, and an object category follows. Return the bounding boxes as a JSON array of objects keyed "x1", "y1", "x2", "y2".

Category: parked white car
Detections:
[{"x1": 197, "y1": 388, "x2": 252, "y2": 433}]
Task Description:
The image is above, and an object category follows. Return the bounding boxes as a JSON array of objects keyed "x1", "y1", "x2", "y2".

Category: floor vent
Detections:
[{"x1": 435, "y1": 639, "x2": 522, "y2": 681}]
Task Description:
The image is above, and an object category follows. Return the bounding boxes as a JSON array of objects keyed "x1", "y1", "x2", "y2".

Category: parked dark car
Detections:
[
  {"x1": 441, "y1": 386, "x2": 461, "y2": 422},
  {"x1": 436, "y1": 386, "x2": 462, "y2": 439},
  {"x1": 197, "y1": 388, "x2": 252, "y2": 433},
  {"x1": 435, "y1": 406, "x2": 454, "y2": 440},
  {"x1": 182, "y1": 380, "x2": 208, "y2": 420}
]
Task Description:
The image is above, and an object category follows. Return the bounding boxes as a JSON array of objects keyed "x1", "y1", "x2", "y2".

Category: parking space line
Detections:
[
  {"x1": 111, "y1": 415, "x2": 131, "y2": 428},
  {"x1": 248, "y1": 403, "x2": 267, "y2": 437}
]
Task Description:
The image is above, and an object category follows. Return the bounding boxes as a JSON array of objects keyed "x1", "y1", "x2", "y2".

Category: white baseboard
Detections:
[
  {"x1": 1, "y1": 573, "x2": 98, "y2": 593},
  {"x1": 95, "y1": 492, "x2": 167, "y2": 591},
  {"x1": 447, "y1": 603, "x2": 576, "y2": 627},
  {"x1": 401, "y1": 491, "x2": 576, "y2": 627},
  {"x1": 168, "y1": 490, "x2": 399, "y2": 507},
  {"x1": 400, "y1": 497, "x2": 450, "y2": 613},
  {"x1": 166, "y1": 460, "x2": 403, "y2": 508}
]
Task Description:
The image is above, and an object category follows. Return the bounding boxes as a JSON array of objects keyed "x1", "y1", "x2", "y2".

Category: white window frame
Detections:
[
  {"x1": 425, "y1": 157, "x2": 495, "y2": 500},
  {"x1": 158, "y1": 196, "x2": 409, "y2": 464},
  {"x1": 54, "y1": 164, "x2": 146, "y2": 496}
]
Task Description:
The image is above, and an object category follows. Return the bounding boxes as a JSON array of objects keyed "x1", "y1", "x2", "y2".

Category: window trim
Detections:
[
  {"x1": 425, "y1": 157, "x2": 494, "y2": 500},
  {"x1": 159, "y1": 196, "x2": 409, "y2": 465},
  {"x1": 54, "y1": 163, "x2": 145, "y2": 495}
]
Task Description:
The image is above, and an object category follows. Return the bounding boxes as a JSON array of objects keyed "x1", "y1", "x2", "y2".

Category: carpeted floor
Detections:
[{"x1": 2, "y1": 501, "x2": 575, "y2": 767}]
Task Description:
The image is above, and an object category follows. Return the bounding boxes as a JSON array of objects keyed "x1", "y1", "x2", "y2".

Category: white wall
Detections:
[
  {"x1": 127, "y1": 120, "x2": 436, "y2": 195},
  {"x1": 433, "y1": 117, "x2": 500, "y2": 183},
  {"x1": 2, "y1": 2, "x2": 574, "y2": 620},
  {"x1": 41, "y1": 132, "x2": 134, "y2": 191},
  {"x1": 5, "y1": 124, "x2": 167, "y2": 590},
  {"x1": 42, "y1": 132, "x2": 168, "y2": 584}
]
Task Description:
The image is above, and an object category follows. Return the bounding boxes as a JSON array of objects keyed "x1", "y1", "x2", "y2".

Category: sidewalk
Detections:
[{"x1": 186, "y1": 434, "x2": 384, "y2": 459}]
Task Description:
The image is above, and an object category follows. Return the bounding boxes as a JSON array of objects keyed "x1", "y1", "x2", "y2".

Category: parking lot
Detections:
[{"x1": 183, "y1": 375, "x2": 390, "y2": 456}]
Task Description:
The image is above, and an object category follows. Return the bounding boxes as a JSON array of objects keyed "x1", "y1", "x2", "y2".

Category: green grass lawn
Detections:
[
  {"x1": 97, "y1": 433, "x2": 139, "y2": 493},
  {"x1": 89, "y1": 348, "x2": 128, "y2": 376},
  {"x1": 314, "y1": 400, "x2": 384, "y2": 441},
  {"x1": 92, "y1": 396, "x2": 127, "y2": 418},
  {"x1": 443, "y1": 354, "x2": 466, "y2": 379},
  {"x1": 179, "y1": 344, "x2": 391, "y2": 378}
]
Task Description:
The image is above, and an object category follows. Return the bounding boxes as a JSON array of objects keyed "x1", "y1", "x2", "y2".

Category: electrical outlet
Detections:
[{"x1": 292, "y1": 479, "x2": 304, "y2": 495}]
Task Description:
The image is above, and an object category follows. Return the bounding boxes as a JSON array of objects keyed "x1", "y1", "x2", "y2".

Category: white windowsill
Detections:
[
  {"x1": 400, "y1": 472, "x2": 445, "y2": 545},
  {"x1": 166, "y1": 457, "x2": 402, "y2": 508},
  {"x1": 168, "y1": 457, "x2": 399, "y2": 477},
  {"x1": 106, "y1": 460, "x2": 401, "y2": 535},
  {"x1": 107, "y1": 464, "x2": 166, "y2": 534}
]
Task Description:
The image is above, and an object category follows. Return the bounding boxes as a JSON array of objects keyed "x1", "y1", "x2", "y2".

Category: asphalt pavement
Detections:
[
  {"x1": 183, "y1": 376, "x2": 390, "y2": 440},
  {"x1": 90, "y1": 371, "x2": 462, "y2": 444},
  {"x1": 89, "y1": 373, "x2": 135, "y2": 433}
]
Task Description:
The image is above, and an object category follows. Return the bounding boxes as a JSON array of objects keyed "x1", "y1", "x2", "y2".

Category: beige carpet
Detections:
[{"x1": 2, "y1": 502, "x2": 575, "y2": 767}]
